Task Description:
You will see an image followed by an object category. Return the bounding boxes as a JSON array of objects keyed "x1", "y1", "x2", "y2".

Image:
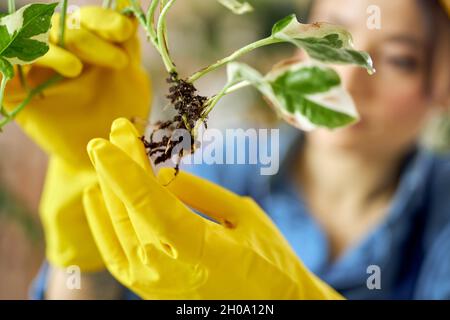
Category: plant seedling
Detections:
[
  {"x1": 0, "y1": 0, "x2": 375, "y2": 174},
  {"x1": 123, "y1": 0, "x2": 374, "y2": 171}
]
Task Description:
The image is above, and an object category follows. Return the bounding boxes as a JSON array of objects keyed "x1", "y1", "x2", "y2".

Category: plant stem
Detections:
[
  {"x1": 191, "y1": 79, "x2": 251, "y2": 135},
  {"x1": 0, "y1": 75, "x2": 63, "y2": 129},
  {"x1": 191, "y1": 82, "x2": 232, "y2": 137},
  {"x1": 160, "y1": 0, "x2": 168, "y2": 8},
  {"x1": 17, "y1": 66, "x2": 28, "y2": 91},
  {"x1": 192, "y1": 79, "x2": 253, "y2": 134},
  {"x1": 131, "y1": 0, "x2": 176, "y2": 73},
  {"x1": 8, "y1": 0, "x2": 15, "y2": 13},
  {"x1": 224, "y1": 80, "x2": 251, "y2": 95},
  {"x1": 102, "y1": 0, "x2": 113, "y2": 8},
  {"x1": 202, "y1": 83, "x2": 233, "y2": 119},
  {"x1": 188, "y1": 36, "x2": 280, "y2": 83},
  {"x1": 129, "y1": 0, "x2": 155, "y2": 49},
  {"x1": 59, "y1": 0, "x2": 68, "y2": 48},
  {"x1": 157, "y1": 0, "x2": 177, "y2": 73},
  {"x1": 146, "y1": 0, "x2": 160, "y2": 48},
  {"x1": 159, "y1": 0, "x2": 170, "y2": 58},
  {"x1": 129, "y1": 1, "x2": 146, "y2": 25},
  {"x1": 0, "y1": 76, "x2": 8, "y2": 116}
]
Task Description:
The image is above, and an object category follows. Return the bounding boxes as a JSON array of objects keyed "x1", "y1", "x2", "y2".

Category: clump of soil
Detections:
[{"x1": 140, "y1": 72, "x2": 209, "y2": 173}]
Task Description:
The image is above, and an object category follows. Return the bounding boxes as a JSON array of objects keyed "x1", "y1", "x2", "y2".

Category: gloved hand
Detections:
[
  {"x1": 5, "y1": 6, "x2": 151, "y2": 166},
  {"x1": 4, "y1": 7, "x2": 151, "y2": 271},
  {"x1": 83, "y1": 118, "x2": 343, "y2": 299}
]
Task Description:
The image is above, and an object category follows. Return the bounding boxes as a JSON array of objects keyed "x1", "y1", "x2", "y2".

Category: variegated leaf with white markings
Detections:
[
  {"x1": 0, "y1": 3, "x2": 58, "y2": 67},
  {"x1": 228, "y1": 61, "x2": 359, "y2": 130},
  {"x1": 271, "y1": 14, "x2": 375, "y2": 74}
]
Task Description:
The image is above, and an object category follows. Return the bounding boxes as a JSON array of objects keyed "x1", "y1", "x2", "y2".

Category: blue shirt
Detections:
[{"x1": 31, "y1": 126, "x2": 450, "y2": 300}]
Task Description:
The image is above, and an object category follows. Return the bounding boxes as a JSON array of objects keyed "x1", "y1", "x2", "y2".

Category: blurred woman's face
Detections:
[{"x1": 307, "y1": 0, "x2": 433, "y2": 157}]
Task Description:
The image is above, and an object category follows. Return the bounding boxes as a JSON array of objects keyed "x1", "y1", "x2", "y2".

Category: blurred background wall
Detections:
[{"x1": 0, "y1": 0, "x2": 448, "y2": 299}]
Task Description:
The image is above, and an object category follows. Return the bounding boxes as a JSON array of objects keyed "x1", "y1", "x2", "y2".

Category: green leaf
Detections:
[
  {"x1": 270, "y1": 64, "x2": 341, "y2": 95},
  {"x1": 271, "y1": 14, "x2": 296, "y2": 35},
  {"x1": 217, "y1": 0, "x2": 254, "y2": 15},
  {"x1": 0, "y1": 57, "x2": 14, "y2": 79},
  {"x1": 227, "y1": 61, "x2": 359, "y2": 130},
  {"x1": 271, "y1": 14, "x2": 375, "y2": 74},
  {"x1": 0, "y1": 3, "x2": 58, "y2": 65}
]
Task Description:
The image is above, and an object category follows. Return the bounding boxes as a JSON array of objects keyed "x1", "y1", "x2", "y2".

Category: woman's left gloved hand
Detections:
[
  {"x1": 3, "y1": 6, "x2": 151, "y2": 271},
  {"x1": 83, "y1": 118, "x2": 343, "y2": 299}
]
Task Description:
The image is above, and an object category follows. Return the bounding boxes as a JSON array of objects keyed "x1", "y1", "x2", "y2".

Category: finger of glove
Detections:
[
  {"x1": 50, "y1": 14, "x2": 128, "y2": 69},
  {"x1": 79, "y1": 7, "x2": 135, "y2": 43},
  {"x1": 87, "y1": 138, "x2": 207, "y2": 263},
  {"x1": 84, "y1": 183, "x2": 164, "y2": 286},
  {"x1": 83, "y1": 184, "x2": 130, "y2": 273},
  {"x1": 34, "y1": 44, "x2": 83, "y2": 78},
  {"x1": 109, "y1": 118, "x2": 154, "y2": 176},
  {"x1": 96, "y1": 173, "x2": 152, "y2": 265},
  {"x1": 158, "y1": 168, "x2": 240, "y2": 228}
]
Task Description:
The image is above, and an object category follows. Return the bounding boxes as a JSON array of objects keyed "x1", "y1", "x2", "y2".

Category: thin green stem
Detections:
[
  {"x1": 188, "y1": 37, "x2": 280, "y2": 83},
  {"x1": 131, "y1": 0, "x2": 176, "y2": 72},
  {"x1": 192, "y1": 79, "x2": 252, "y2": 134},
  {"x1": 0, "y1": 75, "x2": 63, "y2": 129},
  {"x1": 0, "y1": 76, "x2": 8, "y2": 116},
  {"x1": 157, "y1": 0, "x2": 176, "y2": 73},
  {"x1": 59, "y1": 0, "x2": 68, "y2": 48},
  {"x1": 202, "y1": 82, "x2": 233, "y2": 119},
  {"x1": 160, "y1": 0, "x2": 168, "y2": 8},
  {"x1": 17, "y1": 66, "x2": 28, "y2": 91},
  {"x1": 191, "y1": 83, "x2": 232, "y2": 137},
  {"x1": 129, "y1": 0, "x2": 152, "y2": 44},
  {"x1": 224, "y1": 80, "x2": 251, "y2": 95},
  {"x1": 181, "y1": 114, "x2": 191, "y2": 131},
  {"x1": 159, "y1": 0, "x2": 170, "y2": 59},
  {"x1": 146, "y1": 0, "x2": 160, "y2": 48},
  {"x1": 130, "y1": 1, "x2": 146, "y2": 23},
  {"x1": 8, "y1": 0, "x2": 15, "y2": 13},
  {"x1": 102, "y1": 0, "x2": 113, "y2": 8}
]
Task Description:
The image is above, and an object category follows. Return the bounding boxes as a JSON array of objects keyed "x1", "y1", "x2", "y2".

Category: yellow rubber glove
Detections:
[
  {"x1": 83, "y1": 118, "x2": 343, "y2": 299},
  {"x1": 4, "y1": 7, "x2": 151, "y2": 271},
  {"x1": 5, "y1": 7, "x2": 150, "y2": 166}
]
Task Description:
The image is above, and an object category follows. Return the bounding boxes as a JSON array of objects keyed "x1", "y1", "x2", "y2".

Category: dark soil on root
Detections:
[{"x1": 141, "y1": 72, "x2": 209, "y2": 173}]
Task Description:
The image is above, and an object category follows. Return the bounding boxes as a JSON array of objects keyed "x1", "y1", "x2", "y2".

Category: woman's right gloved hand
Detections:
[
  {"x1": 84, "y1": 118, "x2": 343, "y2": 299},
  {"x1": 3, "y1": 6, "x2": 152, "y2": 271}
]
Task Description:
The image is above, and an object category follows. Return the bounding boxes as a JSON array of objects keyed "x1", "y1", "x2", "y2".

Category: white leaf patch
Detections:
[
  {"x1": 218, "y1": 0, "x2": 254, "y2": 15},
  {"x1": 0, "y1": 7, "x2": 25, "y2": 35}
]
